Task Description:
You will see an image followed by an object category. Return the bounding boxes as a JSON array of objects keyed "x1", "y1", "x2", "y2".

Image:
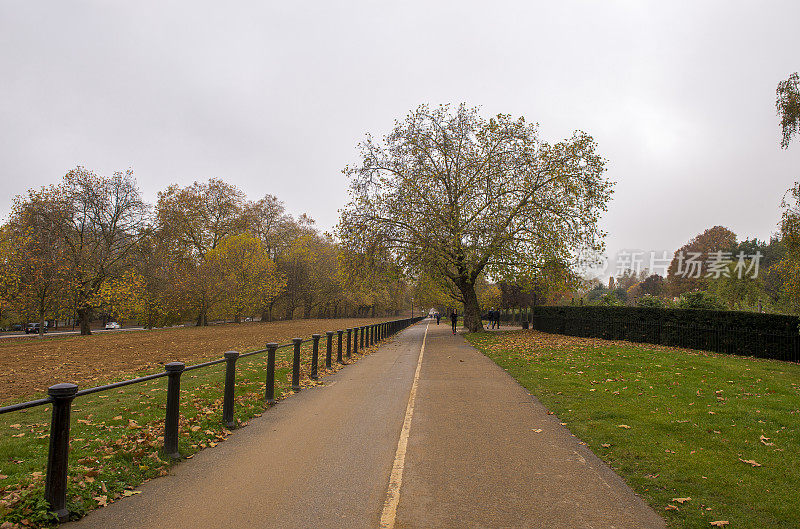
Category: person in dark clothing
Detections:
[
  {"x1": 450, "y1": 309, "x2": 458, "y2": 334},
  {"x1": 489, "y1": 308, "x2": 497, "y2": 329},
  {"x1": 435, "y1": 312, "x2": 441, "y2": 325},
  {"x1": 494, "y1": 309, "x2": 501, "y2": 329}
]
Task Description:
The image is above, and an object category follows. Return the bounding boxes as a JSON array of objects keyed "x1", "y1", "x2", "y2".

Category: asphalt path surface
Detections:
[{"x1": 68, "y1": 321, "x2": 665, "y2": 529}]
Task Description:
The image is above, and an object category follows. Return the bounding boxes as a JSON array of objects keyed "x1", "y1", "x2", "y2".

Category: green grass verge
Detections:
[
  {"x1": 465, "y1": 330, "x2": 800, "y2": 529},
  {"x1": 0, "y1": 339, "x2": 363, "y2": 527}
]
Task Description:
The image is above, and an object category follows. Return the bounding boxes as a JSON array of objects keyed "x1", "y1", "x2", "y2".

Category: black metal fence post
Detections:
[
  {"x1": 360, "y1": 326, "x2": 365, "y2": 349},
  {"x1": 326, "y1": 331, "x2": 333, "y2": 368},
  {"x1": 163, "y1": 361, "x2": 185, "y2": 459},
  {"x1": 44, "y1": 382, "x2": 78, "y2": 522},
  {"x1": 291, "y1": 338, "x2": 302, "y2": 391},
  {"x1": 353, "y1": 327, "x2": 359, "y2": 355},
  {"x1": 265, "y1": 343, "x2": 278, "y2": 404},
  {"x1": 311, "y1": 334, "x2": 320, "y2": 379},
  {"x1": 222, "y1": 351, "x2": 239, "y2": 429},
  {"x1": 346, "y1": 328, "x2": 352, "y2": 358},
  {"x1": 337, "y1": 330, "x2": 344, "y2": 363}
]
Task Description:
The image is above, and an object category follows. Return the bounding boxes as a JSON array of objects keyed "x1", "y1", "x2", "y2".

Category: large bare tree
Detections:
[
  {"x1": 338, "y1": 104, "x2": 613, "y2": 331},
  {"x1": 21, "y1": 167, "x2": 149, "y2": 334}
]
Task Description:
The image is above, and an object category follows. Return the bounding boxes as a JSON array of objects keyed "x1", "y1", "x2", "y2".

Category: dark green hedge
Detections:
[{"x1": 529, "y1": 306, "x2": 800, "y2": 363}]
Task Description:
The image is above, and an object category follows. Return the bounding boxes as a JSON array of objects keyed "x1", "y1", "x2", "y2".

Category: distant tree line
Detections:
[
  {"x1": 0, "y1": 169, "x2": 415, "y2": 335},
  {"x1": 578, "y1": 227, "x2": 788, "y2": 312}
]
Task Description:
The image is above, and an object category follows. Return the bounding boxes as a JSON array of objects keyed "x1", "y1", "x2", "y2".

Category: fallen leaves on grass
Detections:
[
  {"x1": 485, "y1": 329, "x2": 694, "y2": 357},
  {"x1": 0, "y1": 317, "x2": 390, "y2": 402},
  {"x1": 710, "y1": 522, "x2": 729, "y2": 527},
  {"x1": 617, "y1": 424, "x2": 631, "y2": 429},
  {"x1": 672, "y1": 497, "x2": 691, "y2": 504},
  {"x1": 739, "y1": 458, "x2": 762, "y2": 467}
]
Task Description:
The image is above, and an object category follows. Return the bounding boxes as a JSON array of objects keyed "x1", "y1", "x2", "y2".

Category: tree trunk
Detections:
[
  {"x1": 196, "y1": 307, "x2": 208, "y2": 326},
  {"x1": 77, "y1": 306, "x2": 92, "y2": 335},
  {"x1": 196, "y1": 292, "x2": 209, "y2": 326},
  {"x1": 458, "y1": 278, "x2": 483, "y2": 332}
]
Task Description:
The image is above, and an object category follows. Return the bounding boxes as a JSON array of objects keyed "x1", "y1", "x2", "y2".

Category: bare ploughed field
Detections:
[{"x1": 0, "y1": 317, "x2": 391, "y2": 404}]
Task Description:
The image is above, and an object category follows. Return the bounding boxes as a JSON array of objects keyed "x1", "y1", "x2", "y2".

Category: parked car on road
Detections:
[
  {"x1": 24, "y1": 323, "x2": 47, "y2": 334},
  {"x1": 104, "y1": 321, "x2": 121, "y2": 330},
  {"x1": 11, "y1": 324, "x2": 22, "y2": 332}
]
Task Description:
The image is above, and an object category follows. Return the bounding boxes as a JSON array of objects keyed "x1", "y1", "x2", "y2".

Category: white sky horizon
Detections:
[{"x1": 2, "y1": 1, "x2": 799, "y2": 282}]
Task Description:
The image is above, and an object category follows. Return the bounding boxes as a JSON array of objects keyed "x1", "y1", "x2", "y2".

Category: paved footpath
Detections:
[{"x1": 69, "y1": 322, "x2": 665, "y2": 529}]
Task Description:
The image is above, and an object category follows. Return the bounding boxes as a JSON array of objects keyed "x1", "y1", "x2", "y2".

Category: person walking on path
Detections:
[
  {"x1": 489, "y1": 308, "x2": 497, "y2": 329},
  {"x1": 450, "y1": 309, "x2": 458, "y2": 334},
  {"x1": 435, "y1": 312, "x2": 441, "y2": 325}
]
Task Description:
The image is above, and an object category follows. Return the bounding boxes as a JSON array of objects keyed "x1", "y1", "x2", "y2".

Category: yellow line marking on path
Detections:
[{"x1": 379, "y1": 321, "x2": 428, "y2": 529}]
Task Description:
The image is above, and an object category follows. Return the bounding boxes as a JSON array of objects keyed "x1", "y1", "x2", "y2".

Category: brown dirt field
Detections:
[{"x1": 0, "y1": 317, "x2": 393, "y2": 404}]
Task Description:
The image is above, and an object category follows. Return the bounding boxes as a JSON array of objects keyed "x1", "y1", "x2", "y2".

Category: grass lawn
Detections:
[
  {"x1": 0, "y1": 319, "x2": 388, "y2": 527},
  {"x1": 465, "y1": 330, "x2": 800, "y2": 529}
]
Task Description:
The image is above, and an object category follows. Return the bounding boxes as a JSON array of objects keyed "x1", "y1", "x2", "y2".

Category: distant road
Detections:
[{"x1": 0, "y1": 326, "x2": 146, "y2": 340}]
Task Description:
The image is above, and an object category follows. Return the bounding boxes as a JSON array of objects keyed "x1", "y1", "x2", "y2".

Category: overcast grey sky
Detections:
[{"x1": 1, "y1": 1, "x2": 798, "y2": 278}]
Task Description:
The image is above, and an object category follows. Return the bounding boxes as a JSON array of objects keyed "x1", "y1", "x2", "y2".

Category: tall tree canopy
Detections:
[
  {"x1": 15, "y1": 167, "x2": 149, "y2": 334},
  {"x1": 666, "y1": 225, "x2": 737, "y2": 297},
  {"x1": 338, "y1": 104, "x2": 613, "y2": 331}
]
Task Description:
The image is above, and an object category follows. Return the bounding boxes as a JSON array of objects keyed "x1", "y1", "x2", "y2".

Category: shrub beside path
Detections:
[{"x1": 67, "y1": 321, "x2": 665, "y2": 528}]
